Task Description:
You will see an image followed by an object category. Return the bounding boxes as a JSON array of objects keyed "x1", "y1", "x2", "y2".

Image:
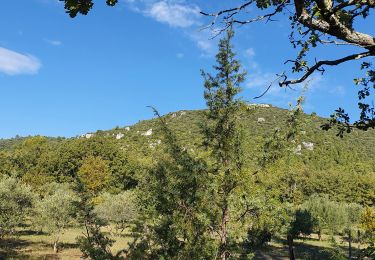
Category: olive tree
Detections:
[
  {"x1": 34, "y1": 183, "x2": 80, "y2": 253},
  {"x1": 0, "y1": 176, "x2": 35, "y2": 238},
  {"x1": 94, "y1": 191, "x2": 138, "y2": 235}
]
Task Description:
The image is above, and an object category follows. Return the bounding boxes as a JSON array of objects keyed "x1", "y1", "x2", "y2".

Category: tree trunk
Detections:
[
  {"x1": 287, "y1": 234, "x2": 295, "y2": 260},
  {"x1": 53, "y1": 240, "x2": 59, "y2": 253},
  {"x1": 348, "y1": 229, "x2": 352, "y2": 260},
  {"x1": 219, "y1": 204, "x2": 229, "y2": 260},
  {"x1": 318, "y1": 229, "x2": 322, "y2": 241}
]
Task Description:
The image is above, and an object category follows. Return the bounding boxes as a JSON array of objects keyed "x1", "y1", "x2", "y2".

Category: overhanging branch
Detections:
[{"x1": 279, "y1": 51, "x2": 374, "y2": 86}]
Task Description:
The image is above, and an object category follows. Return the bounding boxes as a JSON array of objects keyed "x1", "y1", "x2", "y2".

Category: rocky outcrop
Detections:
[
  {"x1": 302, "y1": 142, "x2": 314, "y2": 151},
  {"x1": 116, "y1": 133, "x2": 124, "y2": 140},
  {"x1": 142, "y1": 129, "x2": 153, "y2": 136}
]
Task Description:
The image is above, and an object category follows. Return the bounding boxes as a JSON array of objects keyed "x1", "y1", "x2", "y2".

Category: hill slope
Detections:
[{"x1": 1, "y1": 105, "x2": 374, "y2": 204}]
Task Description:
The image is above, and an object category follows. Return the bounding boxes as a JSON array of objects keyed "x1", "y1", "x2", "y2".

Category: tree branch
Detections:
[{"x1": 280, "y1": 51, "x2": 374, "y2": 86}]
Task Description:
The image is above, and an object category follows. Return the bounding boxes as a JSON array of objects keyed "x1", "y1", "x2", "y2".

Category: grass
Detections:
[
  {"x1": 255, "y1": 234, "x2": 364, "y2": 260},
  {"x1": 0, "y1": 225, "x2": 131, "y2": 260},
  {"x1": 0, "y1": 228, "x2": 366, "y2": 259}
]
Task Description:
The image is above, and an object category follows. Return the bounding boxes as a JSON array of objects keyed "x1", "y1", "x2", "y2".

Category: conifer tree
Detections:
[
  {"x1": 201, "y1": 28, "x2": 246, "y2": 259},
  {"x1": 131, "y1": 29, "x2": 249, "y2": 259}
]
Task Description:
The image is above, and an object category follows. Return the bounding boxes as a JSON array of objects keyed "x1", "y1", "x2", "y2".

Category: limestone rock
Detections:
[
  {"x1": 294, "y1": 144, "x2": 302, "y2": 155},
  {"x1": 142, "y1": 129, "x2": 153, "y2": 136},
  {"x1": 302, "y1": 142, "x2": 314, "y2": 151},
  {"x1": 116, "y1": 133, "x2": 124, "y2": 140},
  {"x1": 84, "y1": 133, "x2": 94, "y2": 139}
]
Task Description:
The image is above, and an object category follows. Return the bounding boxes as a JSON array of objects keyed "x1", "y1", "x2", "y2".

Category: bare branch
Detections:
[
  {"x1": 200, "y1": 0, "x2": 286, "y2": 31},
  {"x1": 319, "y1": 39, "x2": 365, "y2": 47},
  {"x1": 280, "y1": 51, "x2": 374, "y2": 86},
  {"x1": 254, "y1": 74, "x2": 286, "y2": 99}
]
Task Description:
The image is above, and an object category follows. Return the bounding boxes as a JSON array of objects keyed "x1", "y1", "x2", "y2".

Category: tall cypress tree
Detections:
[
  {"x1": 201, "y1": 28, "x2": 246, "y2": 260},
  {"x1": 131, "y1": 29, "x2": 248, "y2": 259}
]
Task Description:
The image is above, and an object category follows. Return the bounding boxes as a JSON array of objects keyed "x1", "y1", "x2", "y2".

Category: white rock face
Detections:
[
  {"x1": 84, "y1": 133, "x2": 94, "y2": 139},
  {"x1": 124, "y1": 127, "x2": 130, "y2": 131},
  {"x1": 249, "y1": 103, "x2": 271, "y2": 108},
  {"x1": 294, "y1": 144, "x2": 302, "y2": 155},
  {"x1": 149, "y1": 139, "x2": 161, "y2": 148},
  {"x1": 171, "y1": 113, "x2": 177, "y2": 118},
  {"x1": 301, "y1": 131, "x2": 306, "y2": 135},
  {"x1": 142, "y1": 129, "x2": 153, "y2": 136},
  {"x1": 116, "y1": 133, "x2": 125, "y2": 140},
  {"x1": 257, "y1": 117, "x2": 266, "y2": 123},
  {"x1": 302, "y1": 142, "x2": 314, "y2": 151},
  {"x1": 180, "y1": 111, "x2": 186, "y2": 116}
]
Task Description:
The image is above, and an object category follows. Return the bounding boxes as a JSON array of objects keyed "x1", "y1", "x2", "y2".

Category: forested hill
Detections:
[{"x1": 1, "y1": 105, "x2": 374, "y2": 204}]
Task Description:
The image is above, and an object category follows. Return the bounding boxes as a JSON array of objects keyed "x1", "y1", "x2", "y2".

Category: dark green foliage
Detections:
[
  {"x1": 244, "y1": 227, "x2": 272, "y2": 249},
  {"x1": 74, "y1": 176, "x2": 121, "y2": 259},
  {"x1": 201, "y1": 28, "x2": 249, "y2": 259},
  {"x1": 289, "y1": 209, "x2": 317, "y2": 238},
  {"x1": 60, "y1": 0, "x2": 118, "y2": 18},
  {"x1": 129, "y1": 108, "x2": 216, "y2": 259}
]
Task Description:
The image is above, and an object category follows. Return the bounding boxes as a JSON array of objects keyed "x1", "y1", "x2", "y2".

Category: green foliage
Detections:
[
  {"x1": 94, "y1": 191, "x2": 138, "y2": 233},
  {"x1": 33, "y1": 183, "x2": 80, "y2": 251},
  {"x1": 361, "y1": 207, "x2": 375, "y2": 241},
  {"x1": 130, "y1": 116, "x2": 216, "y2": 258},
  {"x1": 61, "y1": 0, "x2": 118, "y2": 18},
  {"x1": 0, "y1": 176, "x2": 35, "y2": 238},
  {"x1": 75, "y1": 175, "x2": 121, "y2": 260},
  {"x1": 201, "y1": 28, "x2": 249, "y2": 259},
  {"x1": 77, "y1": 220, "x2": 120, "y2": 260},
  {"x1": 303, "y1": 195, "x2": 346, "y2": 236},
  {"x1": 289, "y1": 209, "x2": 317, "y2": 238},
  {"x1": 302, "y1": 194, "x2": 364, "y2": 239},
  {"x1": 78, "y1": 155, "x2": 111, "y2": 197},
  {"x1": 129, "y1": 29, "x2": 252, "y2": 259}
]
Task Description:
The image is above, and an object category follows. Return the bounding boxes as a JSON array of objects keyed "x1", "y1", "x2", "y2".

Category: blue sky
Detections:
[{"x1": 0, "y1": 0, "x2": 373, "y2": 138}]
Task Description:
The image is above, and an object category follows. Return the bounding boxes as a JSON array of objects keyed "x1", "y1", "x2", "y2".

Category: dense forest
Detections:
[{"x1": 0, "y1": 30, "x2": 374, "y2": 260}]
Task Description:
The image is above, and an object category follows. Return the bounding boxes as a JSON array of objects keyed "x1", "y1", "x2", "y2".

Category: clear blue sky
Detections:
[{"x1": 0, "y1": 0, "x2": 373, "y2": 138}]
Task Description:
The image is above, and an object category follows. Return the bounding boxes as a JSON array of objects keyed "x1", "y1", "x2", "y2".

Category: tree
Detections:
[
  {"x1": 94, "y1": 191, "x2": 138, "y2": 234},
  {"x1": 343, "y1": 203, "x2": 363, "y2": 260},
  {"x1": 129, "y1": 29, "x2": 251, "y2": 259},
  {"x1": 78, "y1": 155, "x2": 111, "y2": 197},
  {"x1": 360, "y1": 207, "x2": 375, "y2": 258},
  {"x1": 303, "y1": 194, "x2": 347, "y2": 239},
  {"x1": 361, "y1": 206, "x2": 375, "y2": 240},
  {"x1": 74, "y1": 177, "x2": 121, "y2": 259},
  {"x1": 201, "y1": 1, "x2": 375, "y2": 131},
  {"x1": 0, "y1": 176, "x2": 35, "y2": 238},
  {"x1": 201, "y1": 28, "x2": 247, "y2": 260},
  {"x1": 34, "y1": 183, "x2": 80, "y2": 253},
  {"x1": 287, "y1": 209, "x2": 317, "y2": 260}
]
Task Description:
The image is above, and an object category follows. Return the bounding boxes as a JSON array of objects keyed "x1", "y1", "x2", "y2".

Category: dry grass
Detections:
[
  {"x1": 1, "y1": 228, "x2": 366, "y2": 259},
  {"x1": 0, "y1": 226, "x2": 131, "y2": 260}
]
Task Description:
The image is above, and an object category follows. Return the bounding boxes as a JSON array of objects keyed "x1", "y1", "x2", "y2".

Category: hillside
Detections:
[
  {"x1": 1, "y1": 105, "x2": 374, "y2": 203},
  {"x1": 1, "y1": 105, "x2": 375, "y2": 259},
  {"x1": 96, "y1": 105, "x2": 375, "y2": 164}
]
